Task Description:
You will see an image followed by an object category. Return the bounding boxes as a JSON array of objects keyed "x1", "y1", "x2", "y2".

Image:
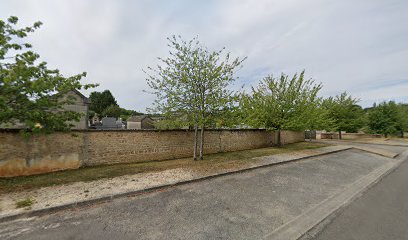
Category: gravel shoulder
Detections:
[{"x1": 0, "y1": 145, "x2": 347, "y2": 221}]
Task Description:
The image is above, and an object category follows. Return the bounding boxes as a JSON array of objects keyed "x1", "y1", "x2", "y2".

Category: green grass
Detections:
[
  {"x1": 15, "y1": 198, "x2": 34, "y2": 209},
  {"x1": 0, "y1": 142, "x2": 328, "y2": 194}
]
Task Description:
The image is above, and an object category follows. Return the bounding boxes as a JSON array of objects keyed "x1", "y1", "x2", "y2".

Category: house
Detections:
[
  {"x1": 60, "y1": 90, "x2": 90, "y2": 129},
  {"x1": 127, "y1": 115, "x2": 155, "y2": 129},
  {"x1": 0, "y1": 89, "x2": 90, "y2": 130}
]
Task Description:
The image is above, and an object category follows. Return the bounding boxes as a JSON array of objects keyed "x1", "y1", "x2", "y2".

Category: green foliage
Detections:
[
  {"x1": 397, "y1": 104, "x2": 408, "y2": 137},
  {"x1": 0, "y1": 16, "x2": 97, "y2": 133},
  {"x1": 15, "y1": 198, "x2": 34, "y2": 209},
  {"x1": 88, "y1": 110, "x2": 96, "y2": 119},
  {"x1": 367, "y1": 101, "x2": 404, "y2": 137},
  {"x1": 241, "y1": 71, "x2": 323, "y2": 132},
  {"x1": 102, "y1": 104, "x2": 122, "y2": 118},
  {"x1": 146, "y1": 35, "x2": 245, "y2": 128},
  {"x1": 101, "y1": 105, "x2": 140, "y2": 118},
  {"x1": 120, "y1": 109, "x2": 144, "y2": 120},
  {"x1": 146, "y1": 35, "x2": 246, "y2": 159},
  {"x1": 89, "y1": 90, "x2": 118, "y2": 116},
  {"x1": 322, "y1": 92, "x2": 365, "y2": 133},
  {"x1": 100, "y1": 104, "x2": 143, "y2": 119},
  {"x1": 88, "y1": 90, "x2": 143, "y2": 120}
]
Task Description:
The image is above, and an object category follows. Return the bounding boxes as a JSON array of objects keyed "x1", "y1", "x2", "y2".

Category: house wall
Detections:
[
  {"x1": 0, "y1": 91, "x2": 89, "y2": 130},
  {"x1": 127, "y1": 122, "x2": 142, "y2": 129},
  {"x1": 141, "y1": 118, "x2": 155, "y2": 129},
  {"x1": 0, "y1": 129, "x2": 304, "y2": 177},
  {"x1": 60, "y1": 91, "x2": 89, "y2": 129}
]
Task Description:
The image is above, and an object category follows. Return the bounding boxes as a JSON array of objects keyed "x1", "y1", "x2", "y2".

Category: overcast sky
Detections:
[{"x1": 1, "y1": 0, "x2": 407, "y2": 111}]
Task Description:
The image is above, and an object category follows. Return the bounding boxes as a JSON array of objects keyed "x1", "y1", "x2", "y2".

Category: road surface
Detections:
[
  {"x1": 311, "y1": 150, "x2": 408, "y2": 240},
  {"x1": 0, "y1": 144, "x2": 405, "y2": 240}
]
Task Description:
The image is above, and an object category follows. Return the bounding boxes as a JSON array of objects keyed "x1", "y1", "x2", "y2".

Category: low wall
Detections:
[
  {"x1": 0, "y1": 131, "x2": 84, "y2": 177},
  {"x1": 0, "y1": 129, "x2": 304, "y2": 177},
  {"x1": 321, "y1": 132, "x2": 382, "y2": 140}
]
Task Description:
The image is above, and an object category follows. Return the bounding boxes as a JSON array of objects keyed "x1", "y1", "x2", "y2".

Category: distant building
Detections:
[
  {"x1": 0, "y1": 89, "x2": 90, "y2": 130},
  {"x1": 60, "y1": 90, "x2": 90, "y2": 129},
  {"x1": 127, "y1": 115, "x2": 155, "y2": 129}
]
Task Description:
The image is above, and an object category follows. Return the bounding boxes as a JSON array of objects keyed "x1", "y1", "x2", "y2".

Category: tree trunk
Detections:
[
  {"x1": 277, "y1": 129, "x2": 282, "y2": 147},
  {"x1": 199, "y1": 126, "x2": 204, "y2": 160},
  {"x1": 193, "y1": 125, "x2": 198, "y2": 160},
  {"x1": 338, "y1": 130, "x2": 342, "y2": 140}
]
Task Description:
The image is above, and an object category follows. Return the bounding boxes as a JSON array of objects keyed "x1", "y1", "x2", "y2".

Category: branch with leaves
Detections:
[
  {"x1": 145, "y1": 35, "x2": 246, "y2": 159},
  {"x1": 0, "y1": 16, "x2": 97, "y2": 133},
  {"x1": 240, "y1": 71, "x2": 323, "y2": 145}
]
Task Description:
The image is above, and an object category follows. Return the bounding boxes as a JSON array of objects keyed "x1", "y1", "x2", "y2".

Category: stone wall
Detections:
[
  {"x1": 0, "y1": 129, "x2": 304, "y2": 177},
  {"x1": 320, "y1": 132, "x2": 382, "y2": 140},
  {"x1": 0, "y1": 131, "x2": 84, "y2": 177},
  {"x1": 81, "y1": 129, "x2": 278, "y2": 166}
]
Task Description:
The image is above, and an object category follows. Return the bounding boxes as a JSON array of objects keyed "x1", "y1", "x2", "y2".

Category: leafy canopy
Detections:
[
  {"x1": 322, "y1": 92, "x2": 365, "y2": 133},
  {"x1": 89, "y1": 90, "x2": 118, "y2": 116},
  {"x1": 367, "y1": 101, "x2": 404, "y2": 136},
  {"x1": 0, "y1": 16, "x2": 96, "y2": 132},
  {"x1": 241, "y1": 70, "x2": 323, "y2": 131},
  {"x1": 146, "y1": 35, "x2": 246, "y2": 129},
  {"x1": 101, "y1": 105, "x2": 142, "y2": 119},
  {"x1": 397, "y1": 104, "x2": 408, "y2": 135}
]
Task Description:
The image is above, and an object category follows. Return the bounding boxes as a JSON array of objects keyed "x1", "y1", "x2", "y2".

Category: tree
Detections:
[
  {"x1": 89, "y1": 90, "x2": 118, "y2": 116},
  {"x1": 304, "y1": 98, "x2": 334, "y2": 141},
  {"x1": 100, "y1": 105, "x2": 140, "y2": 119},
  {"x1": 146, "y1": 35, "x2": 245, "y2": 160},
  {"x1": 102, "y1": 104, "x2": 123, "y2": 118},
  {"x1": 322, "y1": 92, "x2": 365, "y2": 139},
  {"x1": 0, "y1": 16, "x2": 96, "y2": 133},
  {"x1": 367, "y1": 101, "x2": 400, "y2": 137},
  {"x1": 240, "y1": 71, "x2": 323, "y2": 145},
  {"x1": 397, "y1": 104, "x2": 408, "y2": 137}
]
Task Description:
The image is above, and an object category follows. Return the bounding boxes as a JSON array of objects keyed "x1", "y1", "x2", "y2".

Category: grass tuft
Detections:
[{"x1": 15, "y1": 198, "x2": 34, "y2": 209}]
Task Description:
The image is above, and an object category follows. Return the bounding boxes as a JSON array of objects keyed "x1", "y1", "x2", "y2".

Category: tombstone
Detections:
[{"x1": 95, "y1": 117, "x2": 123, "y2": 129}]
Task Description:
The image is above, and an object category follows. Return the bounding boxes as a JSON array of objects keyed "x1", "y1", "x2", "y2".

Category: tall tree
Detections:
[
  {"x1": 146, "y1": 35, "x2": 245, "y2": 160},
  {"x1": 367, "y1": 101, "x2": 400, "y2": 137},
  {"x1": 397, "y1": 104, "x2": 408, "y2": 137},
  {"x1": 241, "y1": 71, "x2": 323, "y2": 145},
  {"x1": 89, "y1": 90, "x2": 118, "y2": 116},
  {"x1": 0, "y1": 16, "x2": 96, "y2": 133},
  {"x1": 322, "y1": 92, "x2": 365, "y2": 139}
]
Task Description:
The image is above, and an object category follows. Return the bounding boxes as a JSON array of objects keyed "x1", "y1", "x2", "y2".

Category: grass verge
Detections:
[{"x1": 0, "y1": 142, "x2": 328, "y2": 194}]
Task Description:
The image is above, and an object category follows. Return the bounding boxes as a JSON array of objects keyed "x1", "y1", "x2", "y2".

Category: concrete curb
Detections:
[
  {"x1": 0, "y1": 146, "x2": 352, "y2": 223},
  {"x1": 317, "y1": 139, "x2": 408, "y2": 148},
  {"x1": 349, "y1": 147, "x2": 399, "y2": 159},
  {"x1": 265, "y1": 148, "x2": 408, "y2": 240}
]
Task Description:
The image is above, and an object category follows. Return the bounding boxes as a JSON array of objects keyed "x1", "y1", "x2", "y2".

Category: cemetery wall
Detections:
[
  {"x1": 320, "y1": 132, "x2": 382, "y2": 139},
  {"x1": 0, "y1": 129, "x2": 304, "y2": 177}
]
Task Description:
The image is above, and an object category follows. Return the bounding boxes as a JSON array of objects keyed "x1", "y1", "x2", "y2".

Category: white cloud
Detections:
[{"x1": 1, "y1": 0, "x2": 407, "y2": 111}]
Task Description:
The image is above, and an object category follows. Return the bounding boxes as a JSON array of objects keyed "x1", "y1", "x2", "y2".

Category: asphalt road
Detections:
[
  {"x1": 0, "y1": 147, "x2": 402, "y2": 240},
  {"x1": 311, "y1": 150, "x2": 408, "y2": 240}
]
